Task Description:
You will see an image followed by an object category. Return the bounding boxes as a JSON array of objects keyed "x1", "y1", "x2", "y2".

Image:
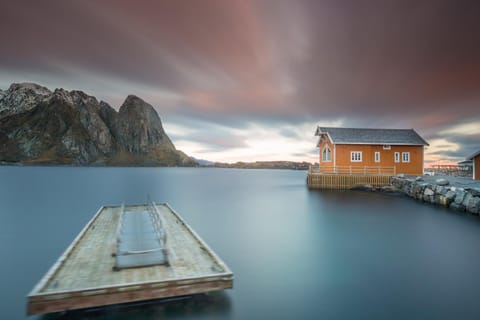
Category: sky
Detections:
[{"x1": 1, "y1": 0, "x2": 479, "y2": 164}]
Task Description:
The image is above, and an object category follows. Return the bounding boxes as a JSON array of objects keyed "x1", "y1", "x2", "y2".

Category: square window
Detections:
[
  {"x1": 383, "y1": 145, "x2": 391, "y2": 150},
  {"x1": 351, "y1": 151, "x2": 362, "y2": 162}
]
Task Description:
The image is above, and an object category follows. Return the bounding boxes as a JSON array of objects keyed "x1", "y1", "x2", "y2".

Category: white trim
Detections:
[
  {"x1": 394, "y1": 152, "x2": 400, "y2": 163},
  {"x1": 374, "y1": 151, "x2": 380, "y2": 163},
  {"x1": 402, "y1": 152, "x2": 410, "y2": 163},
  {"x1": 350, "y1": 151, "x2": 362, "y2": 162},
  {"x1": 383, "y1": 145, "x2": 391, "y2": 150},
  {"x1": 333, "y1": 144, "x2": 337, "y2": 169},
  {"x1": 322, "y1": 145, "x2": 332, "y2": 162}
]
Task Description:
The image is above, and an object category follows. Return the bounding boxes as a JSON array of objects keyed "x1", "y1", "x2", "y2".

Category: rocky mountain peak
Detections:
[
  {"x1": 116, "y1": 94, "x2": 175, "y2": 154},
  {"x1": 0, "y1": 82, "x2": 195, "y2": 166},
  {"x1": 9, "y1": 82, "x2": 52, "y2": 95},
  {"x1": 0, "y1": 82, "x2": 52, "y2": 118}
]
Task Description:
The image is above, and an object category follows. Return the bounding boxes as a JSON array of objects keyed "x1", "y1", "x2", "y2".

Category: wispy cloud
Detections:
[{"x1": 1, "y1": 0, "x2": 479, "y2": 162}]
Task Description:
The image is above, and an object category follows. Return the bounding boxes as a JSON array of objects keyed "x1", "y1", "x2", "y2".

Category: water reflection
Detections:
[{"x1": 41, "y1": 292, "x2": 232, "y2": 320}]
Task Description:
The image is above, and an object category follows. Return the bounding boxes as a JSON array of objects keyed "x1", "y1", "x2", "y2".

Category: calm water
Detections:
[{"x1": 2, "y1": 167, "x2": 480, "y2": 320}]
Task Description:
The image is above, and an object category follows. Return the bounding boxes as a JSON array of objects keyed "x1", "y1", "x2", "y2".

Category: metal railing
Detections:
[{"x1": 309, "y1": 165, "x2": 395, "y2": 176}]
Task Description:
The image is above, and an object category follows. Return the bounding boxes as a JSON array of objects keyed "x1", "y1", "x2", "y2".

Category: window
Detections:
[
  {"x1": 394, "y1": 152, "x2": 400, "y2": 163},
  {"x1": 383, "y1": 145, "x2": 391, "y2": 150},
  {"x1": 351, "y1": 151, "x2": 362, "y2": 162},
  {"x1": 402, "y1": 152, "x2": 410, "y2": 163},
  {"x1": 375, "y1": 151, "x2": 380, "y2": 163},
  {"x1": 322, "y1": 145, "x2": 332, "y2": 162}
]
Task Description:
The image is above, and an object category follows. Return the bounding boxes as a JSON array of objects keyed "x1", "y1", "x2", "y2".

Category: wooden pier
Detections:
[
  {"x1": 27, "y1": 203, "x2": 233, "y2": 315},
  {"x1": 307, "y1": 166, "x2": 393, "y2": 189}
]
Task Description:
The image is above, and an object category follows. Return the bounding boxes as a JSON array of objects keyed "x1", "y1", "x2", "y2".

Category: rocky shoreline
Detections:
[{"x1": 390, "y1": 176, "x2": 480, "y2": 215}]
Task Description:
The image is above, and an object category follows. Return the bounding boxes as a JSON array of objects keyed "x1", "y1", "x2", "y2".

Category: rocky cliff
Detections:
[{"x1": 0, "y1": 83, "x2": 196, "y2": 166}]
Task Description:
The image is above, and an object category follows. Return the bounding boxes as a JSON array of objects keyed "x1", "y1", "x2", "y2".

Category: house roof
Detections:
[
  {"x1": 467, "y1": 149, "x2": 480, "y2": 160},
  {"x1": 315, "y1": 127, "x2": 429, "y2": 146}
]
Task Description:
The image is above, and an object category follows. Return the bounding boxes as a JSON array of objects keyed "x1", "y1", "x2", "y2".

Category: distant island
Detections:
[
  {"x1": 204, "y1": 160, "x2": 311, "y2": 170},
  {"x1": 0, "y1": 83, "x2": 195, "y2": 166}
]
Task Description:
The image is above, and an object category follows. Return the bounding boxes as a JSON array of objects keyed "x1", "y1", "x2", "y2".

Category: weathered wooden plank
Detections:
[{"x1": 28, "y1": 279, "x2": 232, "y2": 315}]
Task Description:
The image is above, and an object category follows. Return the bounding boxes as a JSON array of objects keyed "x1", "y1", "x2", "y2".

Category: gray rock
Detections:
[
  {"x1": 454, "y1": 190, "x2": 466, "y2": 204},
  {"x1": 424, "y1": 188, "x2": 435, "y2": 196},
  {"x1": 415, "y1": 176, "x2": 424, "y2": 182},
  {"x1": 445, "y1": 190, "x2": 456, "y2": 201},
  {"x1": 469, "y1": 188, "x2": 480, "y2": 197},
  {"x1": 435, "y1": 178, "x2": 450, "y2": 186},
  {"x1": 467, "y1": 197, "x2": 480, "y2": 214},
  {"x1": 462, "y1": 193, "x2": 472, "y2": 207},
  {"x1": 435, "y1": 185, "x2": 446, "y2": 195},
  {"x1": 397, "y1": 173, "x2": 405, "y2": 178},
  {"x1": 450, "y1": 202, "x2": 466, "y2": 212}
]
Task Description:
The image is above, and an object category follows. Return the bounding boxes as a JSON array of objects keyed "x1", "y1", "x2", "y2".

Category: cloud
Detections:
[{"x1": 1, "y1": 0, "x2": 479, "y2": 162}]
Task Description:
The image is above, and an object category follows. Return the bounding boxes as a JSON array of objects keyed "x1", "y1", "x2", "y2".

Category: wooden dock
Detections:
[
  {"x1": 27, "y1": 203, "x2": 233, "y2": 315},
  {"x1": 307, "y1": 173, "x2": 392, "y2": 189}
]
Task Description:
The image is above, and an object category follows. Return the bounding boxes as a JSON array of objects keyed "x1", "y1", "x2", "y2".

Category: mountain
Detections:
[{"x1": 0, "y1": 83, "x2": 196, "y2": 166}]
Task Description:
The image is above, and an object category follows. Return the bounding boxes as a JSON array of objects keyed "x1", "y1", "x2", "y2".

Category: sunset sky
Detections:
[{"x1": 1, "y1": 0, "x2": 479, "y2": 164}]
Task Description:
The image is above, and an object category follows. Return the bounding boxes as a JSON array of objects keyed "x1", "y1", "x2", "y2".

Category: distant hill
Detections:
[
  {"x1": 0, "y1": 83, "x2": 196, "y2": 166},
  {"x1": 210, "y1": 161, "x2": 311, "y2": 170}
]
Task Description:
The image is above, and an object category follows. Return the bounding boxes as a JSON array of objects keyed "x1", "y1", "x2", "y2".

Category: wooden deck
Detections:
[{"x1": 27, "y1": 203, "x2": 233, "y2": 315}]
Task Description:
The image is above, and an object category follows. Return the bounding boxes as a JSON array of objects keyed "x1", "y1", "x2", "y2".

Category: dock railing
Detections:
[{"x1": 309, "y1": 165, "x2": 396, "y2": 176}]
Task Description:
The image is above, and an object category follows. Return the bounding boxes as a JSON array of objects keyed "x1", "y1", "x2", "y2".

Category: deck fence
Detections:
[
  {"x1": 307, "y1": 165, "x2": 394, "y2": 189},
  {"x1": 309, "y1": 165, "x2": 395, "y2": 176}
]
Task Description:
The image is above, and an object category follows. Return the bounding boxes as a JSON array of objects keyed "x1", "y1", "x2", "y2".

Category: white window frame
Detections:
[
  {"x1": 375, "y1": 151, "x2": 380, "y2": 163},
  {"x1": 394, "y1": 152, "x2": 400, "y2": 163},
  {"x1": 402, "y1": 152, "x2": 410, "y2": 163},
  {"x1": 322, "y1": 145, "x2": 332, "y2": 162},
  {"x1": 350, "y1": 151, "x2": 362, "y2": 162},
  {"x1": 383, "y1": 145, "x2": 391, "y2": 150}
]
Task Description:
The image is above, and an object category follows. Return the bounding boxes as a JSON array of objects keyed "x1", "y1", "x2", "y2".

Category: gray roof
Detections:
[
  {"x1": 467, "y1": 149, "x2": 480, "y2": 160},
  {"x1": 315, "y1": 127, "x2": 429, "y2": 146}
]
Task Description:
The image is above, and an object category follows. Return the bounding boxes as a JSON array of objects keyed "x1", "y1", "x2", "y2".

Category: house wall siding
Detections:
[
  {"x1": 475, "y1": 155, "x2": 480, "y2": 180},
  {"x1": 319, "y1": 142, "x2": 424, "y2": 175}
]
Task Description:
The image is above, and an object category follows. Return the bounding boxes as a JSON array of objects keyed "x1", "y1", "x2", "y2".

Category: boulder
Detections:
[
  {"x1": 462, "y1": 193, "x2": 472, "y2": 208},
  {"x1": 435, "y1": 178, "x2": 450, "y2": 186},
  {"x1": 445, "y1": 190, "x2": 456, "y2": 201},
  {"x1": 469, "y1": 188, "x2": 480, "y2": 197},
  {"x1": 467, "y1": 197, "x2": 480, "y2": 215},
  {"x1": 450, "y1": 202, "x2": 466, "y2": 212},
  {"x1": 424, "y1": 188, "x2": 435, "y2": 196},
  {"x1": 454, "y1": 190, "x2": 466, "y2": 204}
]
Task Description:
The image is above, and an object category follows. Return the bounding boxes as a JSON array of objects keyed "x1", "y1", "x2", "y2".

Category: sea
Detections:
[{"x1": 2, "y1": 167, "x2": 480, "y2": 320}]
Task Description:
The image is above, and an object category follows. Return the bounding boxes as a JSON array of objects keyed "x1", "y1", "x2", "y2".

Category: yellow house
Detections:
[{"x1": 315, "y1": 127, "x2": 429, "y2": 176}]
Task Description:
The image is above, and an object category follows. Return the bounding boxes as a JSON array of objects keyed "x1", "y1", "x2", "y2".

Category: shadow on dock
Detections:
[{"x1": 40, "y1": 292, "x2": 232, "y2": 320}]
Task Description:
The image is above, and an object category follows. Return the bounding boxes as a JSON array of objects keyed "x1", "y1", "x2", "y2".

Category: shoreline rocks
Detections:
[{"x1": 391, "y1": 176, "x2": 480, "y2": 215}]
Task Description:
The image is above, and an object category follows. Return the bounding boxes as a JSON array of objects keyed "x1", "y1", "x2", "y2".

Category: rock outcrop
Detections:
[
  {"x1": 0, "y1": 83, "x2": 196, "y2": 166},
  {"x1": 391, "y1": 176, "x2": 480, "y2": 215}
]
